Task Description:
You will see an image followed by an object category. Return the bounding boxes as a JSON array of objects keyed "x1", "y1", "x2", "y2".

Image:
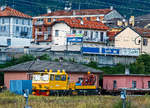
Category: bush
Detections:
[{"x1": 38, "y1": 54, "x2": 51, "y2": 60}]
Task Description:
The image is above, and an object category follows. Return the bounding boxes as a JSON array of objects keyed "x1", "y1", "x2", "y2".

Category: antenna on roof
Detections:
[
  {"x1": 64, "y1": 1, "x2": 72, "y2": 11},
  {"x1": 78, "y1": 0, "x2": 80, "y2": 10},
  {"x1": 12, "y1": 0, "x2": 15, "y2": 8}
]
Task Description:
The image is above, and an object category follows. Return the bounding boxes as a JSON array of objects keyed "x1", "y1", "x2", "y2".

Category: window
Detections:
[
  {"x1": 95, "y1": 31, "x2": 98, "y2": 38},
  {"x1": 41, "y1": 74, "x2": 49, "y2": 81},
  {"x1": 87, "y1": 17, "x2": 90, "y2": 21},
  {"x1": 100, "y1": 32, "x2": 104, "y2": 41},
  {"x1": 16, "y1": 26, "x2": 19, "y2": 32},
  {"x1": 132, "y1": 81, "x2": 136, "y2": 88},
  {"x1": 143, "y1": 38, "x2": 148, "y2": 46},
  {"x1": 47, "y1": 27, "x2": 51, "y2": 34},
  {"x1": 22, "y1": 19, "x2": 24, "y2": 25},
  {"x1": 55, "y1": 30, "x2": 59, "y2": 37},
  {"x1": 79, "y1": 30, "x2": 82, "y2": 34},
  {"x1": 1, "y1": 26, "x2": 6, "y2": 32},
  {"x1": 90, "y1": 31, "x2": 93, "y2": 40},
  {"x1": 84, "y1": 31, "x2": 88, "y2": 36},
  {"x1": 55, "y1": 75, "x2": 61, "y2": 81},
  {"x1": 21, "y1": 27, "x2": 24, "y2": 32},
  {"x1": 28, "y1": 20, "x2": 30, "y2": 25},
  {"x1": 38, "y1": 27, "x2": 42, "y2": 31},
  {"x1": 48, "y1": 18, "x2": 51, "y2": 22},
  {"x1": 50, "y1": 75, "x2": 54, "y2": 81},
  {"x1": 7, "y1": 39, "x2": 11, "y2": 46},
  {"x1": 113, "y1": 80, "x2": 117, "y2": 89},
  {"x1": 61, "y1": 75, "x2": 66, "y2": 81},
  {"x1": 72, "y1": 30, "x2": 76, "y2": 34},
  {"x1": 148, "y1": 81, "x2": 150, "y2": 88},
  {"x1": 2, "y1": 18, "x2": 5, "y2": 24},
  {"x1": 53, "y1": 18, "x2": 56, "y2": 21},
  {"x1": 16, "y1": 19, "x2": 18, "y2": 24},
  {"x1": 33, "y1": 74, "x2": 41, "y2": 81}
]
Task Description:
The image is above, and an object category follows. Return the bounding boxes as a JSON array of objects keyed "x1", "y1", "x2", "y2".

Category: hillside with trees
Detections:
[{"x1": 1, "y1": 0, "x2": 150, "y2": 17}]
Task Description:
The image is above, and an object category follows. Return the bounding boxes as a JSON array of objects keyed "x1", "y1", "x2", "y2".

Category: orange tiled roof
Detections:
[
  {"x1": 53, "y1": 18, "x2": 109, "y2": 30},
  {"x1": 0, "y1": 6, "x2": 31, "y2": 18},
  {"x1": 42, "y1": 9, "x2": 112, "y2": 16},
  {"x1": 107, "y1": 31, "x2": 120, "y2": 40},
  {"x1": 135, "y1": 27, "x2": 150, "y2": 37}
]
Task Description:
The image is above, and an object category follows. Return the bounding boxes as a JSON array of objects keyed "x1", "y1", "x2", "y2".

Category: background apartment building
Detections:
[{"x1": 0, "y1": 6, "x2": 32, "y2": 47}]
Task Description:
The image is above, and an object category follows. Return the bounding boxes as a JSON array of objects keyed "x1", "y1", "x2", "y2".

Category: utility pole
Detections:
[{"x1": 78, "y1": 0, "x2": 80, "y2": 10}]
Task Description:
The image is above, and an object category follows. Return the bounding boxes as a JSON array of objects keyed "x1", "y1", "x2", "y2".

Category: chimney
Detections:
[
  {"x1": 47, "y1": 8, "x2": 51, "y2": 13},
  {"x1": 73, "y1": 10, "x2": 76, "y2": 15},
  {"x1": 110, "y1": 6, "x2": 113, "y2": 10},
  {"x1": 80, "y1": 20, "x2": 84, "y2": 25},
  {"x1": 96, "y1": 17, "x2": 100, "y2": 21}
]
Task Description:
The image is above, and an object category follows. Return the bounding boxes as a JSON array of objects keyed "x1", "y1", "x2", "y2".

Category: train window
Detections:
[
  {"x1": 55, "y1": 75, "x2": 61, "y2": 81},
  {"x1": 50, "y1": 75, "x2": 54, "y2": 81},
  {"x1": 41, "y1": 74, "x2": 49, "y2": 81},
  {"x1": 33, "y1": 75, "x2": 40, "y2": 81},
  {"x1": 61, "y1": 75, "x2": 66, "y2": 81}
]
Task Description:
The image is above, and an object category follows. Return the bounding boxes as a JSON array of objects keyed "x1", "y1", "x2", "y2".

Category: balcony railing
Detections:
[
  {"x1": 36, "y1": 32, "x2": 43, "y2": 35},
  {"x1": 34, "y1": 21, "x2": 44, "y2": 26}
]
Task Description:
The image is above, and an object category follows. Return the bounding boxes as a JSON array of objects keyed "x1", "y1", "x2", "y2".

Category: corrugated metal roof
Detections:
[{"x1": 0, "y1": 60, "x2": 102, "y2": 73}]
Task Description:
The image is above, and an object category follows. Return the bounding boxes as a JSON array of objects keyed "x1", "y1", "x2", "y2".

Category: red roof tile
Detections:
[
  {"x1": 42, "y1": 9, "x2": 112, "y2": 16},
  {"x1": 135, "y1": 27, "x2": 150, "y2": 37},
  {"x1": 107, "y1": 31, "x2": 120, "y2": 40},
  {"x1": 0, "y1": 6, "x2": 31, "y2": 18},
  {"x1": 53, "y1": 18, "x2": 109, "y2": 30}
]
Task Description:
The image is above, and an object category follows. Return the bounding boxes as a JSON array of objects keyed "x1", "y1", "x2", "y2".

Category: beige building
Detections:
[
  {"x1": 135, "y1": 27, "x2": 150, "y2": 54},
  {"x1": 114, "y1": 27, "x2": 150, "y2": 54}
]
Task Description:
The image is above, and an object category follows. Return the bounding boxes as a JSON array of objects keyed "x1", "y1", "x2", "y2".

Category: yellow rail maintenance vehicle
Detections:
[{"x1": 32, "y1": 69, "x2": 99, "y2": 96}]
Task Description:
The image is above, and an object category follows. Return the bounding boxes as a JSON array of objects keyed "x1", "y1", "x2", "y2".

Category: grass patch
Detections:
[{"x1": 0, "y1": 92, "x2": 150, "y2": 108}]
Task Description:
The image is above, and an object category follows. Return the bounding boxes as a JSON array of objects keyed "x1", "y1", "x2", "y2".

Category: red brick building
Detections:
[{"x1": 0, "y1": 60, "x2": 102, "y2": 89}]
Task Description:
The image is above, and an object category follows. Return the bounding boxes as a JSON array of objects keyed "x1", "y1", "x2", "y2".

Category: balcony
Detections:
[
  {"x1": 44, "y1": 31, "x2": 51, "y2": 35},
  {"x1": 34, "y1": 21, "x2": 44, "y2": 26},
  {"x1": 36, "y1": 31, "x2": 43, "y2": 35}
]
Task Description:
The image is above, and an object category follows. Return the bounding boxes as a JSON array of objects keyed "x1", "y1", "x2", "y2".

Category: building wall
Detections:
[
  {"x1": 103, "y1": 75, "x2": 150, "y2": 91},
  {"x1": 142, "y1": 37, "x2": 150, "y2": 54},
  {"x1": 4, "y1": 72, "x2": 28, "y2": 89},
  {"x1": 104, "y1": 10, "x2": 123, "y2": 21},
  {"x1": 0, "y1": 17, "x2": 32, "y2": 46},
  {"x1": 4, "y1": 71, "x2": 100, "y2": 89},
  {"x1": 52, "y1": 23, "x2": 71, "y2": 45},
  {"x1": 51, "y1": 22, "x2": 108, "y2": 46},
  {"x1": 115, "y1": 27, "x2": 141, "y2": 49}
]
